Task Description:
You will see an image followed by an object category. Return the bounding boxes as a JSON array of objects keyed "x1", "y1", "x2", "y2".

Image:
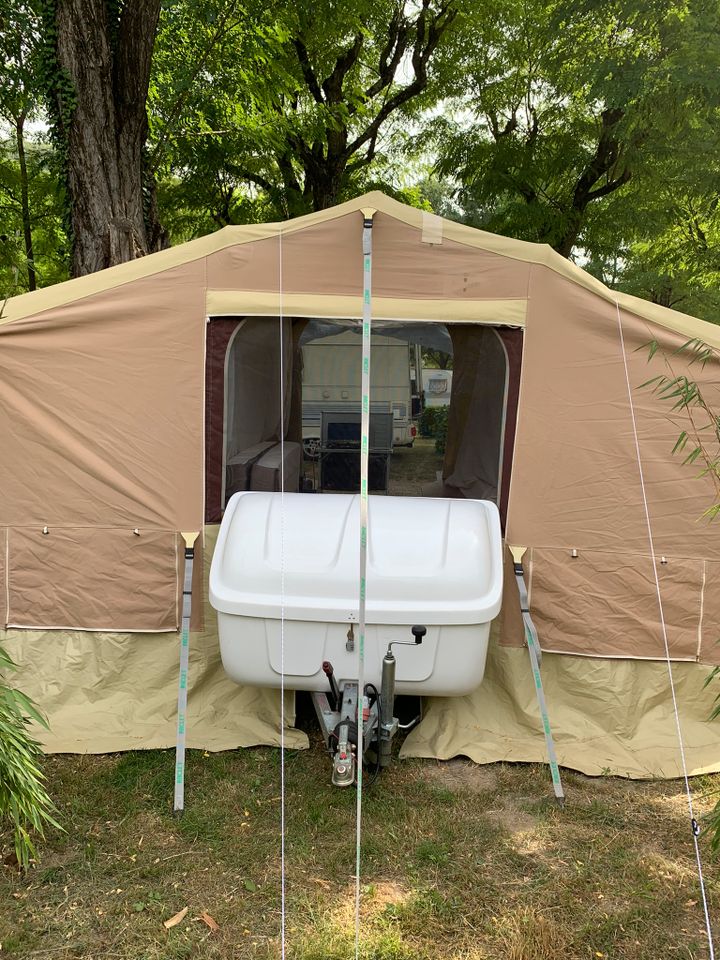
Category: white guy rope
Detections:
[
  {"x1": 616, "y1": 303, "x2": 715, "y2": 957},
  {"x1": 279, "y1": 224, "x2": 287, "y2": 960},
  {"x1": 355, "y1": 210, "x2": 375, "y2": 959}
]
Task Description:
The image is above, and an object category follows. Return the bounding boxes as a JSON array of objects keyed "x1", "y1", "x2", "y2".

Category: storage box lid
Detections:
[{"x1": 209, "y1": 492, "x2": 503, "y2": 626}]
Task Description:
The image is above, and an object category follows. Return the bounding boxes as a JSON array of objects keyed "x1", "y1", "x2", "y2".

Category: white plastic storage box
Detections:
[{"x1": 209, "y1": 492, "x2": 503, "y2": 697}]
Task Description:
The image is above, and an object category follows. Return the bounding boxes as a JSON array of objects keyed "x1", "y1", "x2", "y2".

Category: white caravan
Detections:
[
  {"x1": 302, "y1": 329, "x2": 416, "y2": 458},
  {"x1": 422, "y1": 367, "x2": 453, "y2": 407}
]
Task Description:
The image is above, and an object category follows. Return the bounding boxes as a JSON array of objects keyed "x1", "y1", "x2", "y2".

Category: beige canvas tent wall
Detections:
[{"x1": 2, "y1": 191, "x2": 720, "y2": 777}]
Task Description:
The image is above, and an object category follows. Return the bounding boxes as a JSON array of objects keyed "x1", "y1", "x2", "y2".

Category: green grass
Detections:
[{"x1": 1, "y1": 742, "x2": 719, "y2": 959}]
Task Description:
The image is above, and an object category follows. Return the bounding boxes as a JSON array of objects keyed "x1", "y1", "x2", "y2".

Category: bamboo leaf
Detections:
[{"x1": 672, "y1": 431, "x2": 689, "y2": 454}]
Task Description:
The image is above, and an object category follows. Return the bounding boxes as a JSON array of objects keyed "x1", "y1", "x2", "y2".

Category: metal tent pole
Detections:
[{"x1": 509, "y1": 545, "x2": 565, "y2": 806}]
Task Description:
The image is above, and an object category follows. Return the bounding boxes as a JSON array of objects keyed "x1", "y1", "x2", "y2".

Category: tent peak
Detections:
[{"x1": 2, "y1": 189, "x2": 719, "y2": 350}]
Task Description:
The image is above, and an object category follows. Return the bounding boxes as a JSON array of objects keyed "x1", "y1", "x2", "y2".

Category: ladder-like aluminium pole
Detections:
[
  {"x1": 174, "y1": 530, "x2": 199, "y2": 815},
  {"x1": 509, "y1": 545, "x2": 565, "y2": 806}
]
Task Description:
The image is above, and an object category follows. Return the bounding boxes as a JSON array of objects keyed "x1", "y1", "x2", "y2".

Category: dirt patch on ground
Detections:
[
  {"x1": 419, "y1": 758, "x2": 500, "y2": 794},
  {"x1": 330, "y1": 879, "x2": 410, "y2": 926},
  {"x1": 364, "y1": 880, "x2": 410, "y2": 912},
  {"x1": 484, "y1": 797, "x2": 539, "y2": 841}
]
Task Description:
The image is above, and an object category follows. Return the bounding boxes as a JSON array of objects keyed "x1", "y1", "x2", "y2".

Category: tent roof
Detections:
[{"x1": 2, "y1": 190, "x2": 718, "y2": 347}]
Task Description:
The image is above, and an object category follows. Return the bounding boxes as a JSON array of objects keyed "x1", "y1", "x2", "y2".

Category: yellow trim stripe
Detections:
[{"x1": 205, "y1": 291, "x2": 528, "y2": 326}]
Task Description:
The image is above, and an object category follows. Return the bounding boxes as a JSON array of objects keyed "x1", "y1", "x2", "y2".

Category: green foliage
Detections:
[
  {"x1": 0, "y1": 137, "x2": 69, "y2": 297},
  {"x1": 148, "y1": 0, "x2": 459, "y2": 230},
  {"x1": 0, "y1": 0, "x2": 717, "y2": 315},
  {"x1": 433, "y1": 406, "x2": 448, "y2": 455},
  {"x1": 642, "y1": 337, "x2": 720, "y2": 517},
  {"x1": 0, "y1": 0, "x2": 69, "y2": 294},
  {"x1": 36, "y1": 0, "x2": 80, "y2": 220},
  {"x1": 643, "y1": 338, "x2": 720, "y2": 847},
  {"x1": 421, "y1": 345, "x2": 452, "y2": 370},
  {"x1": 0, "y1": 644, "x2": 60, "y2": 869},
  {"x1": 418, "y1": 405, "x2": 443, "y2": 437},
  {"x1": 426, "y1": 0, "x2": 720, "y2": 317},
  {"x1": 419, "y1": 406, "x2": 448, "y2": 454}
]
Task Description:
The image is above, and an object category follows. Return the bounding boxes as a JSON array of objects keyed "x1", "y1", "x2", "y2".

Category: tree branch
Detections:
[
  {"x1": 149, "y1": 0, "x2": 244, "y2": 173},
  {"x1": 321, "y1": 32, "x2": 364, "y2": 103},
  {"x1": 293, "y1": 37, "x2": 324, "y2": 103},
  {"x1": 487, "y1": 109, "x2": 518, "y2": 141},
  {"x1": 344, "y1": 0, "x2": 457, "y2": 160},
  {"x1": 115, "y1": 0, "x2": 161, "y2": 118},
  {"x1": 584, "y1": 168, "x2": 632, "y2": 201},
  {"x1": 571, "y1": 107, "x2": 627, "y2": 209},
  {"x1": 554, "y1": 107, "x2": 632, "y2": 256},
  {"x1": 362, "y1": 6, "x2": 409, "y2": 103},
  {"x1": 230, "y1": 168, "x2": 276, "y2": 194}
]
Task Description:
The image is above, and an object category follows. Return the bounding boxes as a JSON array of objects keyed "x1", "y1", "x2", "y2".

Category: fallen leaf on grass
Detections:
[
  {"x1": 200, "y1": 912, "x2": 220, "y2": 932},
  {"x1": 244, "y1": 880, "x2": 257, "y2": 892},
  {"x1": 163, "y1": 907, "x2": 189, "y2": 929}
]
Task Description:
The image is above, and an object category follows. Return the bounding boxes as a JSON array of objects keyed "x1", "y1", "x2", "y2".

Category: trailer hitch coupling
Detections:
[{"x1": 313, "y1": 624, "x2": 426, "y2": 786}]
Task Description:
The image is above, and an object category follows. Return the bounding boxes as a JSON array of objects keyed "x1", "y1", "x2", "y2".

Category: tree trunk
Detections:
[
  {"x1": 15, "y1": 115, "x2": 36, "y2": 292},
  {"x1": 50, "y1": 0, "x2": 165, "y2": 276},
  {"x1": 553, "y1": 108, "x2": 631, "y2": 259},
  {"x1": 287, "y1": 319, "x2": 310, "y2": 445},
  {"x1": 442, "y1": 325, "x2": 476, "y2": 482}
]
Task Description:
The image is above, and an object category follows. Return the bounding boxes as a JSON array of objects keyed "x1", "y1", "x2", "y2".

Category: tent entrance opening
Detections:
[{"x1": 204, "y1": 317, "x2": 521, "y2": 526}]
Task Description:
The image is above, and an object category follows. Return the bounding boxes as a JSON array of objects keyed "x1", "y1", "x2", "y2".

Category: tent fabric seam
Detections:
[
  {"x1": 514, "y1": 545, "x2": 714, "y2": 563},
  {"x1": 535, "y1": 646, "x2": 700, "y2": 663},
  {"x1": 174, "y1": 532, "x2": 180, "y2": 632},
  {"x1": 528, "y1": 547, "x2": 534, "y2": 607},
  {"x1": 202, "y1": 314, "x2": 210, "y2": 536},
  {"x1": 3, "y1": 529, "x2": 8, "y2": 628},
  {"x1": 0, "y1": 523, "x2": 178, "y2": 531},
  {"x1": 504, "y1": 263, "x2": 531, "y2": 527},
  {"x1": 491, "y1": 329, "x2": 511, "y2": 509},
  {"x1": 697, "y1": 559, "x2": 706, "y2": 662},
  {"x1": 5, "y1": 528, "x2": 10, "y2": 626},
  {"x1": 5, "y1": 623, "x2": 177, "y2": 633}
]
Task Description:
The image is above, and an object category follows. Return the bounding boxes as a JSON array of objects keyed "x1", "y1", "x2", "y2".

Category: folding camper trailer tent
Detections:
[{"x1": 1, "y1": 191, "x2": 719, "y2": 777}]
